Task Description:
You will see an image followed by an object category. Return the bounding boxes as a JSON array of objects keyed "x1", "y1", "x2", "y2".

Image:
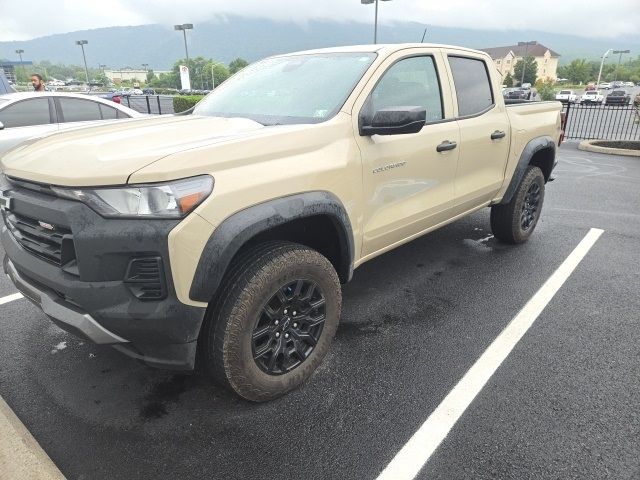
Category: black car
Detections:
[{"x1": 605, "y1": 90, "x2": 631, "y2": 105}]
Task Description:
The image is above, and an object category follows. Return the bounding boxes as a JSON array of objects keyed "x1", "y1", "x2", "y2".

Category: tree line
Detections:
[{"x1": 13, "y1": 57, "x2": 250, "y2": 89}]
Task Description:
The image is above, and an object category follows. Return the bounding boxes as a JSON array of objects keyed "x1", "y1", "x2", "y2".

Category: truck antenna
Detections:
[{"x1": 421, "y1": 27, "x2": 427, "y2": 43}]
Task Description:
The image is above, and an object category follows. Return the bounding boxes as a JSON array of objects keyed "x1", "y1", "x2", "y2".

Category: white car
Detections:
[
  {"x1": 0, "y1": 92, "x2": 143, "y2": 156},
  {"x1": 598, "y1": 82, "x2": 611, "y2": 90},
  {"x1": 580, "y1": 90, "x2": 604, "y2": 104},
  {"x1": 555, "y1": 90, "x2": 578, "y2": 103},
  {"x1": 623, "y1": 81, "x2": 634, "y2": 87}
]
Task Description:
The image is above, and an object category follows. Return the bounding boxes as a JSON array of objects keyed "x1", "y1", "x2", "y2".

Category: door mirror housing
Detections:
[
  {"x1": 0, "y1": 121, "x2": 4, "y2": 131},
  {"x1": 359, "y1": 106, "x2": 426, "y2": 136}
]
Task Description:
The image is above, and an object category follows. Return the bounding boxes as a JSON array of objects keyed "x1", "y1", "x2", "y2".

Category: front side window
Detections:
[
  {"x1": 193, "y1": 53, "x2": 377, "y2": 125},
  {"x1": 448, "y1": 56, "x2": 494, "y2": 117},
  {"x1": 58, "y1": 98, "x2": 102, "y2": 123},
  {"x1": 364, "y1": 56, "x2": 443, "y2": 123},
  {"x1": 0, "y1": 98, "x2": 50, "y2": 128}
]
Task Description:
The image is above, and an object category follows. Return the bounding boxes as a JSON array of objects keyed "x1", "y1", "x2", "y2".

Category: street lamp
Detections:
[
  {"x1": 361, "y1": 0, "x2": 392, "y2": 45},
  {"x1": 612, "y1": 49, "x2": 630, "y2": 82},
  {"x1": 75, "y1": 40, "x2": 90, "y2": 86},
  {"x1": 15, "y1": 49, "x2": 24, "y2": 81},
  {"x1": 596, "y1": 49, "x2": 612, "y2": 89},
  {"x1": 142, "y1": 63, "x2": 149, "y2": 72},
  {"x1": 518, "y1": 41, "x2": 536, "y2": 86},
  {"x1": 174, "y1": 24, "x2": 193, "y2": 63}
]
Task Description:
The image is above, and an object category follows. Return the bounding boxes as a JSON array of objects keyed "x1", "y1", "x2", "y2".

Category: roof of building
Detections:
[{"x1": 480, "y1": 42, "x2": 560, "y2": 59}]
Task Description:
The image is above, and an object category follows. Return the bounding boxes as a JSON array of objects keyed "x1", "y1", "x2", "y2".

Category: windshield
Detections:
[{"x1": 193, "y1": 53, "x2": 377, "y2": 125}]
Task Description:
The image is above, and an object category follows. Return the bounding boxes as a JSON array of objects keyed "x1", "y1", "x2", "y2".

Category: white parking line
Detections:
[
  {"x1": 376, "y1": 228, "x2": 604, "y2": 480},
  {"x1": 0, "y1": 293, "x2": 23, "y2": 306},
  {"x1": 0, "y1": 395, "x2": 66, "y2": 479}
]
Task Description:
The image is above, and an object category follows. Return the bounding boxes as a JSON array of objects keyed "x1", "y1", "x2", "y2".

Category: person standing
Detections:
[{"x1": 30, "y1": 74, "x2": 46, "y2": 92}]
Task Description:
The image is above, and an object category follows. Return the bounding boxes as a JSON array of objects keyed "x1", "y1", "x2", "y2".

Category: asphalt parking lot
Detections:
[{"x1": 0, "y1": 142, "x2": 639, "y2": 479}]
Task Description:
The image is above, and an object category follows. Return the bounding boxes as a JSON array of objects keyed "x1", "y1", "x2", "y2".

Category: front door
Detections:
[{"x1": 353, "y1": 52, "x2": 460, "y2": 257}]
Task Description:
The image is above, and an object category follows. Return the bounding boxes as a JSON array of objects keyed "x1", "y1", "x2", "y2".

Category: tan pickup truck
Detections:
[{"x1": 0, "y1": 44, "x2": 562, "y2": 401}]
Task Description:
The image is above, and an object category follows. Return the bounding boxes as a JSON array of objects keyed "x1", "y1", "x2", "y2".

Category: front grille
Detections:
[{"x1": 4, "y1": 211, "x2": 76, "y2": 266}]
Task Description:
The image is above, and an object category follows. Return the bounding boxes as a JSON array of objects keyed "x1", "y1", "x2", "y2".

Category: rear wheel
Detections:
[
  {"x1": 201, "y1": 242, "x2": 341, "y2": 401},
  {"x1": 490, "y1": 166, "x2": 545, "y2": 244}
]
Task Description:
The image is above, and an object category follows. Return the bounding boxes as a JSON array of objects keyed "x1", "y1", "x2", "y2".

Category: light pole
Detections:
[
  {"x1": 361, "y1": 0, "x2": 392, "y2": 45},
  {"x1": 174, "y1": 24, "x2": 193, "y2": 64},
  {"x1": 15, "y1": 49, "x2": 25, "y2": 82},
  {"x1": 518, "y1": 41, "x2": 536, "y2": 86},
  {"x1": 612, "y1": 49, "x2": 630, "y2": 82},
  {"x1": 142, "y1": 63, "x2": 149, "y2": 72},
  {"x1": 75, "y1": 40, "x2": 89, "y2": 86},
  {"x1": 596, "y1": 49, "x2": 612, "y2": 88}
]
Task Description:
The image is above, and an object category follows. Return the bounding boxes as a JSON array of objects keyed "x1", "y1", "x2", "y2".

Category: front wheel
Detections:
[
  {"x1": 202, "y1": 242, "x2": 342, "y2": 402},
  {"x1": 490, "y1": 166, "x2": 545, "y2": 244}
]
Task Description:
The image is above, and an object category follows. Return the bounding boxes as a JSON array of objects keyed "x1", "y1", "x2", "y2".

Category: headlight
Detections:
[{"x1": 52, "y1": 175, "x2": 214, "y2": 218}]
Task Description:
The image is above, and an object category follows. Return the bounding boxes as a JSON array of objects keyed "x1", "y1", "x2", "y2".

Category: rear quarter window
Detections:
[{"x1": 448, "y1": 56, "x2": 494, "y2": 117}]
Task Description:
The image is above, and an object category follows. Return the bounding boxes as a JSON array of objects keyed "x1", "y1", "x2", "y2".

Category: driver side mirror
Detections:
[
  {"x1": 0, "y1": 121, "x2": 4, "y2": 131},
  {"x1": 359, "y1": 106, "x2": 426, "y2": 136}
]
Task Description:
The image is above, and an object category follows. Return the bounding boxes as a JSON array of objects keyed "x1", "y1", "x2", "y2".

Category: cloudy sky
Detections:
[{"x1": 2, "y1": 0, "x2": 639, "y2": 41}]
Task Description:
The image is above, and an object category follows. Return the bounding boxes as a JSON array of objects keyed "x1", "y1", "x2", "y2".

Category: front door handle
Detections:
[
  {"x1": 490, "y1": 130, "x2": 506, "y2": 140},
  {"x1": 436, "y1": 140, "x2": 457, "y2": 152}
]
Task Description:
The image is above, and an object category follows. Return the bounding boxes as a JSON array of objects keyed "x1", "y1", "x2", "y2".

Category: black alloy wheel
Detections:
[
  {"x1": 252, "y1": 279, "x2": 326, "y2": 375},
  {"x1": 521, "y1": 182, "x2": 541, "y2": 231}
]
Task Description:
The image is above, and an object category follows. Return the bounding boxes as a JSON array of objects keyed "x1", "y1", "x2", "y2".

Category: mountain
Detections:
[{"x1": 1, "y1": 16, "x2": 639, "y2": 69}]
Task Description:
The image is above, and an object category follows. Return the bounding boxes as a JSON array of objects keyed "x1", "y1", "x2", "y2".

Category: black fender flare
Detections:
[
  {"x1": 499, "y1": 135, "x2": 555, "y2": 205},
  {"x1": 189, "y1": 191, "x2": 355, "y2": 303}
]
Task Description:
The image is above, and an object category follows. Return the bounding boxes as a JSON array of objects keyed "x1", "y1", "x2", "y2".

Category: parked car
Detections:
[
  {"x1": 634, "y1": 93, "x2": 640, "y2": 107},
  {"x1": 623, "y1": 82, "x2": 634, "y2": 87},
  {"x1": 585, "y1": 84, "x2": 596, "y2": 91},
  {"x1": 0, "y1": 92, "x2": 142, "y2": 155},
  {"x1": 580, "y1": 90, "x2": 604, "y2": 104},
  {"x1": 555, "y1": 90, "x2": 578, "y2": 103},
  {"x1": 0, "y1": 43, "x2": 563, "y2": 401},
  {"x1": 605, "y1": 90, "x2": 631, "y2": 105},
  {"x1": 598, "y1": 82, "x2": 611, "y2": 90},
  {"x1": 132, "y1": 89, "x2": 144, "y2": 95},
  {"x1": 93, "y1": 91, "x2": 122, "y2": 104},
  {"x1": 611, "y1": 81, "x2": 623, "y2": 89},
  {"x1": 142, "y1": 88, "x2": 156, "y2": 95},
  {"x1": 504, "y1": 88, "x2": 528, "y2": 100}
]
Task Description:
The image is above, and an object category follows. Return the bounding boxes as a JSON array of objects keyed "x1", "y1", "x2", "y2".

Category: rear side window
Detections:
[
  {"x1": 448, "y1": 56, "x2": 494, "y2": 117},
  {"x1": 366, "y1": 56, "x2": 443, "y2": 122},
  {"x1": 99, "y1": 104, "x2": 119, "y2": 119},
  {"x1": 0, "y1": 98, "x2": 51, "y2": 128},
  {"x1": 58, "y1": 98, "x2": 102, "y2": 123}
]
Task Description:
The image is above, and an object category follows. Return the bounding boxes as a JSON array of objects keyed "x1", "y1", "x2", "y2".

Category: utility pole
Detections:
[{"x1": 174, "y1": 24, "x2": 193, "y2": 64}]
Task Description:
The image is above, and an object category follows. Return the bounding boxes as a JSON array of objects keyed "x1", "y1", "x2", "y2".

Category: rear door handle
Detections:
[
  {"x1": 436, "y1": 140, "x2": 457, "y2": 152},
  {"x1": 490, "y1": 130, "x2": 506, "y2": 140}
]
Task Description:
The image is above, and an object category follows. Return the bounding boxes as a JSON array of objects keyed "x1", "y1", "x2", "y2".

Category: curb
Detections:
[
  {"x1": 578, "y1": 140, "x2": 640, "y2": 157},
  {"x1": 0, "y1": 396, "x2": 66, "y2": 480}
]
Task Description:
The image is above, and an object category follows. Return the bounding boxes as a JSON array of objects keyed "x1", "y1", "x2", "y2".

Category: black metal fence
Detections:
[
  {"x1": 121, "y1": 95, "x2": 176, "y2": 115},
  {"x1": 562, "y1": 102, "x2": 640, "y2": 140}
]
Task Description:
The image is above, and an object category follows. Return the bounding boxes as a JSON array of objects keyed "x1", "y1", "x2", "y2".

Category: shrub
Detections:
[
  {"x1": 535, "y1": 79, "x2": 556, "y2": 101},
  {"x1": 173, "y1": 95, "x2": 205, "y2": 113}
]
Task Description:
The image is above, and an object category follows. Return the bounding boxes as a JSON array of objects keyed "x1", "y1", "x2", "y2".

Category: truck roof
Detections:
[{"x1": 275, "y1": 43, "x2": 489, "y2": 58}]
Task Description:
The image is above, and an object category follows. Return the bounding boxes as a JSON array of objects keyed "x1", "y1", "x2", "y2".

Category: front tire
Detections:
[
  {"x1": 202, "y1": 242, "x2": 341, "y2": 402},
  {"x1": 490, "y1": 166, "x2": 545, "y2": 244}
]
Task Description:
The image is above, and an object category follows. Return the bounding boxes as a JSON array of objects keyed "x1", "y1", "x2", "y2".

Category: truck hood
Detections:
[{"x1": 0, "y1": 115, "x2": 266, "y2": 186}]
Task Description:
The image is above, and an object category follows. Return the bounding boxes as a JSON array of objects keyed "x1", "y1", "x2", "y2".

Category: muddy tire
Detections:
[
  {"x1": 491, "y1": 166, "x2": 545, "y2": 244},
  {"x1": 201, "y1": 242, "x2": 341, "y2": 402}
]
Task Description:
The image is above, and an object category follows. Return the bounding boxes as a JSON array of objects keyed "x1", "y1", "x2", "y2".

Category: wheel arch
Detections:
[
  {"x1": 499, "y1": 135, "x2": 555, "y2": 205},
  {"x1": 189, "y1": 191, "x2": 355, "y2": 303}
]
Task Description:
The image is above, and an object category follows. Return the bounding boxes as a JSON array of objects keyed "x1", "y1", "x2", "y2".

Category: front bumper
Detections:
[{"x1": 1, "y1": 180, "x2": 207, "y2": 370}]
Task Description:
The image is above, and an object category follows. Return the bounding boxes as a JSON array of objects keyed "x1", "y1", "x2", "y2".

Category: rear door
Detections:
[
  {"x1": 352, "y1": 48, "x2": 460, "y2": 257},
  {"x1": 445, "y1": 53, "x2": 510, "y2": 213}
]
